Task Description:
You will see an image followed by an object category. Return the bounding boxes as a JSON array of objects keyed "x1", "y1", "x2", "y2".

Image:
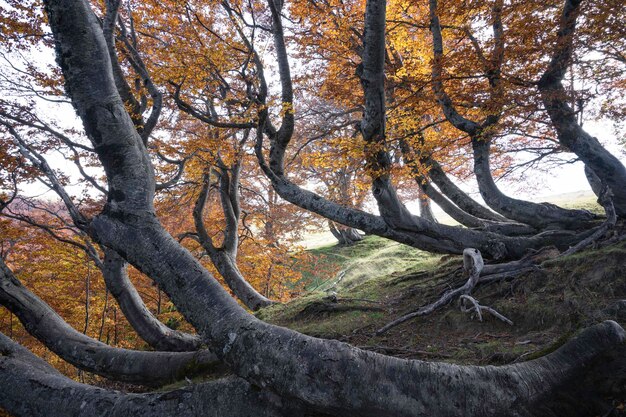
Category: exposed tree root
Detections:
[
  {"x1": 375, "y1": 203, "x2": 625, "y2": 335},
  {"x1": 377, "y1": 248, "x2": 485, "y2": 334},
  {"x1": 459, "y1": 294, "x2": 514, "y2": 325}
]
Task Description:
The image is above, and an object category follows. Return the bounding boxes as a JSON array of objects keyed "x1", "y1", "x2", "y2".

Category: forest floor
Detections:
[
  {"x1": 259, "y1": 235, "x2": 626, "y2": 368},
  {"x1": 115, "y1": 193, "x2": 626, "y2": 415}
]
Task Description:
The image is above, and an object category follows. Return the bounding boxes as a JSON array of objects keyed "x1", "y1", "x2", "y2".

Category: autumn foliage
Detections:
[{"x1": 0, "y1": 0, "x2": 624, "y2": 387}]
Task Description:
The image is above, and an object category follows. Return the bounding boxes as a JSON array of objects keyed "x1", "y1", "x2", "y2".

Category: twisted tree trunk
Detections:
[
  {"x1": 537, "y1": 0, "x2": 626, "y2": 217},
  {"x1": 0, "y1": 258, "x2": 218, "y2": 386},
  {"x1": 428, "y1": 0, "x2": 599, "y2": 231},
  {"x1": 400, "y1": 141, "x2": 536, "y2": 235},
  {"x1": 2, "y1": 2, "x2": 619, "y2": 417},
  {"x1": 254, "y1": 0, "x2": 584, "y2": 260},
  {"x1": 472, "y1": 137, "x2": 597, "y2": 229}
]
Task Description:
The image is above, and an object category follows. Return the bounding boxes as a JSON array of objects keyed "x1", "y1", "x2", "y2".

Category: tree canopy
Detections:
[{"x1": 0, "y1": 0, "x2": 625, "y2": 415}]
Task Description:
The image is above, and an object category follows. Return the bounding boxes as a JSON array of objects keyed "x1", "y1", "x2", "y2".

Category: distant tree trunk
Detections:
[
  {"x1": 329, "y1": 221, "x2": 363, "y2": 245},
  {"x1": 419, "y1": 178, "x2": 485, "y2": 227},
  {"x1": 326, "y1": 169, "x2": 366, "y2": 245},
  {"x1": 82, "y1": 262, "x2": 90, "y2": 334},
  {"x1": 97, "y1": 289, "x2": 109, "y2": 342},
  {"x1": 427, "y1": 0, "x2": 598, "y2": 232},
  {"x1": 417, "y1": 177, "x2": 537, "y2": 235},
  {"x1": 399, "y1": 139, "x2": 491, "y2": 229},
  {"x1": 193, "y1": 166, "x2": 274, "y2": 311},
  {"x1": 418, "y1": 189, "x2": 436, "y2": 222}
]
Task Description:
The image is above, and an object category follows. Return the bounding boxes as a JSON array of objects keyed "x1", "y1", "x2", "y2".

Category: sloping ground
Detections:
[
  {"x1": 259, "y1": 236, "x2": 626, "y2": 370},
  {"x1": 298, "y1": 236, "x2": 441, "y2": 292}
]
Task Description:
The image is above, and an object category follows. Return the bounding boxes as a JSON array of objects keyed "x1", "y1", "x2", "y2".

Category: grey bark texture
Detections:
[
  {"x1": 1, "y1": 1, "x2": 623, "y2": 417},
  {"x1": 0, "y1": 333, "x2": 301, "y2": 417},
  {"x1": 0, "y1": 257, "x2": 219, "y2": 386},
  {"x1": 537, "y1": 0, "x2": 626, "y2": 218},
  {"x1": 252, "y1": 0, "x2": 588, "y2": 260},
  {"x1": 400, "y1": 140, "x2": 536, "y2": 235},
  {"x1": 102, "y1": 248, "x2": 204, "y2": 351},
  {"x1": 418, "y1": 189, "x2": 436, "y2": 222}
]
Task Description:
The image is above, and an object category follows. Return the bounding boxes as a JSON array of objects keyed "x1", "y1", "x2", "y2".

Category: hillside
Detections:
[{"x1": 259, "y1": 235, "x2": 626, "y2": 374}]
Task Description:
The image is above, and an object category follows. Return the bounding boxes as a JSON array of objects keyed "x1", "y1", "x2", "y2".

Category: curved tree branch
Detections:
[
  {"x1": 0, "y1": 257, "x2": 218, "y2": 386},
  {"x1": 0, "y1": 332, "x2": 300, "y2": 417},
  {"x1": 42, "y1": 1, "x2": 626, "y2": 416},
  {"x1": 102, "y1": 248, "x2": 204, "y2": 351}
]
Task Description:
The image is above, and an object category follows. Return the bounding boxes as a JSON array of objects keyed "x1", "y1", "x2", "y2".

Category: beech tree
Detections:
[{"x1": 0, "y1": 0, "x2": 626, "y2": 416}]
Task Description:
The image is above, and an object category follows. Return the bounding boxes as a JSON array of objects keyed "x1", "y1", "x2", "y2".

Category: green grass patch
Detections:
[{"x1": 256, "y1": 215, "x2": 626, "y2": 367}]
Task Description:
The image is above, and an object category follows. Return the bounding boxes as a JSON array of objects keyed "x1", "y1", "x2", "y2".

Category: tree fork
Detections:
[
  {"x1": 36, "y1": 1, "x2": 626, "y2": 416},
  {"x1": 0, "y1": 257, "x2": 219, "y2": 386},
  {"x1": 193, "y1": 168, "x2": 273, "y2": 311}
]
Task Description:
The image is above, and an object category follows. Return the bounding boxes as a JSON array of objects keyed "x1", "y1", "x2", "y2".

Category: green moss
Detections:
[{"x1": 522, "y1": 330, "x2": 576, "y2": 361}]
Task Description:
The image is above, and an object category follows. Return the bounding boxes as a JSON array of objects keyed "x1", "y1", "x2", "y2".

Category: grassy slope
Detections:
[{"x1": 258, "y1": 235, "x2": 626, "y2": 366}]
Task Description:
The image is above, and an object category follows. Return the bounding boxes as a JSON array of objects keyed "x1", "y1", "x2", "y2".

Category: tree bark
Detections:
[
  {"x1": 537, "y1": 0, "x2": 626, "y2": 217},
  {"x1": 0, "y1": 257, "x2": 219, "y2": 386},
  {"x1": 428, "y1": 0, "x2": 598, "y2": 230},
  {"x1": 421, "y1": 177, "x2": 485, "y2": 227},
  {"x1": 425, "y1": 156, "x2": 510, "y2": 222},
  {"x1": 400, "y1": 141, "x2": 536, "y2": 235},
  {"x1": 37, "y1": 1, "x2": 626, "y2": 416},
  {"x1": 0, "y1": 333, "x2": 300, "y2": 417},
  {"x1": 253, "y1": 0, "x2": 582, "y2": 260},
  {"x1": 102, "y1": 248, "x2": 203, "y2": 351},
  {"x1": 584, "y1": 165, "x2": 603, "y2": 198},
  {"x1": 472, "y1": 137, "x2": 597, "y2": 229},
  {"x1": 418, "y1": 189, "x2": 436, "y2": 222}
]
